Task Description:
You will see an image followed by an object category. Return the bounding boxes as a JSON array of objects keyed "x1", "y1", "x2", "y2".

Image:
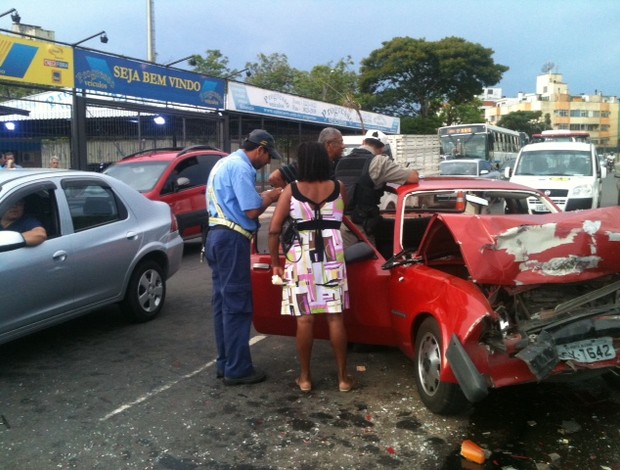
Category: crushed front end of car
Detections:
[{"x1": 437, "y1": 206, "x2": 620, "y2": 398}]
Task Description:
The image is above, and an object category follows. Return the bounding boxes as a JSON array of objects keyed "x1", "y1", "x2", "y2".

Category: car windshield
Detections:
[
  {"x1": 514, "y1": 150, "x2": 592, "y2": 176},
  {"x1": 440, "y1": 161, "x2": 478, "y2": 176},
  {"x1": 105, "y1": 162, "x2": 170, "y2": 192},
  {"x1": 403, "y1": 189, "x2": 555, "y2": 215}
]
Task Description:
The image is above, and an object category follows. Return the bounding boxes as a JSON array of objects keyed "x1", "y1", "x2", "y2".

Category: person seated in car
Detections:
[{"x1": 0, "y1": 199, "x2": 47, "y2": 246}]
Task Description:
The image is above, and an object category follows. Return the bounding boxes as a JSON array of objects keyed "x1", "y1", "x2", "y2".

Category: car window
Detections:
[
  {"x1": 63, "y1": 181, "x2": 126, "y2": 232},
  {"x1": 172, "y1": 157, "x2": 202, "y2": 190},
  {"x1": 198, "y1": 154, "x2": 224, "y2": 179},
  {"x1": 105, "y1": 162, "x2": 169, "y2": 192},
  {"x1": 0, "y1": 184, "x2": 60, "y2": 239}
]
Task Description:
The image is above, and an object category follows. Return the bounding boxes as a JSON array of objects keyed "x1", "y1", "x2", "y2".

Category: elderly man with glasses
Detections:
[{"x1": 267, "y1": 127, "x2": 345, "y2": 188}]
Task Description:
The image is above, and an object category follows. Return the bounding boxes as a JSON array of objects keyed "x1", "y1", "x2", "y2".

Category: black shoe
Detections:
[
  {"x1": 223, "y1": 369, "x2": 266, "y2": 386},
  {"x1": 216, "y1": 370, "x2": 224, "y2": 379}
]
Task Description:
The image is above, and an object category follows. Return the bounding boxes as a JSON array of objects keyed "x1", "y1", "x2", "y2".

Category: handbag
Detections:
[{"x1": 280, "y1": 216, "x2": 299, "y2": 256}]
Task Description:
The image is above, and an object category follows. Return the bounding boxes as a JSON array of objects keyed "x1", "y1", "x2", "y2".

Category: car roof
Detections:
[
  {"x1": 399, "y1": 176, "x2": 540, "y2": 193},
  {"x1": 440, "y1": 158, "x2": 483, "y2": 164},
  {"x1": 522, "y1": 141, "x2": 593, "y2": 152},
  {"x1": 115, "y1": 145, "x2": 226, "y2": 164},
  {"x1": 0, "y1": 168, "x2": 92, "y2": 183}
]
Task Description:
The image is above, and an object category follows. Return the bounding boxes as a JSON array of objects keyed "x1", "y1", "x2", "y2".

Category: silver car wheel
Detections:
[
  {"x1": 417, "y1": 330, "x2": 441, "y2": 397},
  {"x1": 136, "y1": 267, "x2": 164, "y2": 313}
]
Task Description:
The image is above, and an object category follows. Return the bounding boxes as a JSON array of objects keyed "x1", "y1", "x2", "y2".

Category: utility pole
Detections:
[{"x1": 146, "y1": 0, "x2": 156, "y2": 62}]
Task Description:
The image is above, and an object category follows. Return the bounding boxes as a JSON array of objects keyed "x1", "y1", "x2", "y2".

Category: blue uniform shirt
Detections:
[{"x1": 207, "y1": 150, "x2": 263, "y2": 232}]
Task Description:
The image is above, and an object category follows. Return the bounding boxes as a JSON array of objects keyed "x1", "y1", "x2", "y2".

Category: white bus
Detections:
[{"x1": 438, "y1": 123, "x2": 526, "y2": 166}]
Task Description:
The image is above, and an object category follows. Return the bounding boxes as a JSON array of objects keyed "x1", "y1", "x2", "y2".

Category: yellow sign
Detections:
[{"x1": 0, "y1": 33, "x2": 74, "y2": 88}]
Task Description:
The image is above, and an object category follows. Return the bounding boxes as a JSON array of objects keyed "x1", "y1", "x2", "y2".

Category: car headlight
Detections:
[{"x1": 571, "y1": 184, "x2": 593, "y2": 197}]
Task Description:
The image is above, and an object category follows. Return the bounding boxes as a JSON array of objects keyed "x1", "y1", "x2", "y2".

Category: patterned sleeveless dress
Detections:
[{"x1": 281, "y1": 181, "x2": 349, "y2": 316}]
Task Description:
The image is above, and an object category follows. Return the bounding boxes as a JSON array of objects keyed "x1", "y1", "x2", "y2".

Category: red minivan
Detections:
[{"x1": 105, "y1": 145, "x2": 227, "y2": 240}]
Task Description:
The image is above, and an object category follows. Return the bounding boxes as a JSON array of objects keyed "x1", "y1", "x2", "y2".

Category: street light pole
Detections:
[{"x1": 147, "y1": 0, "x2": 156, "y2": 62}]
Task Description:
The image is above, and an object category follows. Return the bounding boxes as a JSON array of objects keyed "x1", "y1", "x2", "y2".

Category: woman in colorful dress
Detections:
[{"x1": 268, "y1": 141, "x2": 354, "y2": 393}]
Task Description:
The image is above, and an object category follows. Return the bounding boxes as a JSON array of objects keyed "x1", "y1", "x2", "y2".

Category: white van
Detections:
[{"x1": 508, "y1": 140, "x2": 606, "y2": 212}]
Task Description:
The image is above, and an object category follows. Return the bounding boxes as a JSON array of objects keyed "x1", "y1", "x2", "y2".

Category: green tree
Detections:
[
  {"x1": 439, "y1": 98, "x2": 485, "y2": 126},
  {"x1": 191, "y1": 50, "x2": 232, "y2": 78},
  {"x1": 497, "y1": 110, "x2": 546, "y2": 136},
  {"x1": 0, "y1": 84, "x2": 33, "y2": 100},
  {"x1": 359, "y1": 36, "x2": 508, "y2": 119},
  {"x1": 293, "y1": 57, "x2": 358, "y2": 104},
  {"x1": 245, "y1": 53, "x2": 297, "y2": 93},
  {"x1": 400, "y1": 115, "x2": 443, "y2": 135}
]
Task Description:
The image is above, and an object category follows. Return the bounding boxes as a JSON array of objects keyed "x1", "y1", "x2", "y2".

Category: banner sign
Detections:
[
  {"x1": 226, "y1": 82, "x2": 400, "y2": 133},
  {"x1": 74, "y1": 50, "x2": 225, "y2": 109},
  {"x1": 0, "y1": 33, "x2": 74, "y2": 87}
]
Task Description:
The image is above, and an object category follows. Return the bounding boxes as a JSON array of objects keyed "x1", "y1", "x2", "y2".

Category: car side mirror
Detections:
[
  {"x1": 176, "y1": 177, "x2": 191, "y2": 189},
  {"x1": 0, "y1": 231, "x2": 27, "y2": 252},
  {"x1": 504, "y1": 167, "x2": 511, "y2": 179},
  {"x1": 480, "y1": 169, "x2": 489, "y2": 175}
]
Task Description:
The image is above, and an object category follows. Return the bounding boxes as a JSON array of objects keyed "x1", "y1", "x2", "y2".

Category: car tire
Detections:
[
  {"x1": 414, "y1": 317, "x2": 468, "y2": 415},
  {"x1": 121, "y1": 260, "x2": 166, "y2": 323}
]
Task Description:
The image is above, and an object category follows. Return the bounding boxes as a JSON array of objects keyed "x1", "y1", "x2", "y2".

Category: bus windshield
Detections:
[
  {"x1": 439, "y1": 133, "x2": 487, "y2": 159},
  {"x1": 438, "y1": 123, "x2": 523, "y2": 165}
]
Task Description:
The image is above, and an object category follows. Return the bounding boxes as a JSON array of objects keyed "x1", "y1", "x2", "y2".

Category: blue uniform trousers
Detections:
[{"x1": 205, "y1": 227, "x2": 255, "y2": 379}]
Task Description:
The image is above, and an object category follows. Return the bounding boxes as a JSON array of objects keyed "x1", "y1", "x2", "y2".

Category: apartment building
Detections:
[{"x1": 483, "y1": 73, "x2": 619, "y2": 151}]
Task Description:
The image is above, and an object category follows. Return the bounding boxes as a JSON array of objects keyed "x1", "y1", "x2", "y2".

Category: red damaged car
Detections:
[{"x1": 251, "y1": 177, "x2": 620, "y2": 414}]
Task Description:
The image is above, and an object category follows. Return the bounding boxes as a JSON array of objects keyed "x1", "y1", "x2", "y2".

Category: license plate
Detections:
[
  {"x1": 534, "y1": 204, "x2": 550, "y2": 212},
  {"x1": 557, "y1": 337, "x2": 616, "y2": 363}
]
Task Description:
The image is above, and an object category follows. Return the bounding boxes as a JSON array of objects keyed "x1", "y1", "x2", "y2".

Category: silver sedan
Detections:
[{"x1": 0, "y1": 169, "x2": 183, "y2": 345}]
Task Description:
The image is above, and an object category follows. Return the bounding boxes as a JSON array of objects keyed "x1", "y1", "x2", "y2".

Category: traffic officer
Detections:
[{"x1": 205, "y1": 129, "x2": 282, "y2": 385}]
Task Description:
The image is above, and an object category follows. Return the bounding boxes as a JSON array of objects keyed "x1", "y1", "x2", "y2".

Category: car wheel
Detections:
[
  {"x1": 121, "y1": 260, "x2": 166, "y2": 323},
  {"x1": 414, "y1": 317, "x2": 468, "y2": 415}
]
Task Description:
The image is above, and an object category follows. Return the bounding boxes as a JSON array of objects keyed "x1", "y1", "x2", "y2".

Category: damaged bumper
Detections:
[{"x1": 515, "y1": 314, "x2": 620, "y2": 380}]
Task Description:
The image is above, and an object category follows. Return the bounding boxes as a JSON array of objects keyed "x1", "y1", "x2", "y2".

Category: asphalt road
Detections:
[{"x1": 1, "y1": 175, "x2": 619, "y2": 469}]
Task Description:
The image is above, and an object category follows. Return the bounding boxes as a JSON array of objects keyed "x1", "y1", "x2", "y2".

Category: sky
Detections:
[{"x1": 6, "y1": 0, "x2": 620, "y2": 99}]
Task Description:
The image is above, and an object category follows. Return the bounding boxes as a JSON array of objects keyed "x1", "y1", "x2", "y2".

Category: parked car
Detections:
[
  {"x1": 0, "y1": 168, "x2": 184, "y2": 345},
  {"x1": 104, "y1": 145, "x2": 227, "y2": 240},
  {"x1": 439, "y1": 158, "x2": 501, "y2": 179},
  {"x1": 251, "y1": 177, "x2": 620, "y2": 414}
]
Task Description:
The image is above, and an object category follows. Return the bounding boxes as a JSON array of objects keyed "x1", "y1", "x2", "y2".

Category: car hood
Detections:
[{"x1": 420, "y1": 206, "x2": 620, "y2": 285}]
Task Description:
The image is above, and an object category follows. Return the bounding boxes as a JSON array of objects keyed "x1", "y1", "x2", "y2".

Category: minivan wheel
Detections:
[{"x1": 121, "y1": 260, "x2": 166, "y2": 322}]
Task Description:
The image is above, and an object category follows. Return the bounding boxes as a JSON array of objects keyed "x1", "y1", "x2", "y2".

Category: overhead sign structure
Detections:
[
  {"x1": 227, "y1": 82, "x2": 400, "y2": 133},
  {"x1": 73, "y1": 49, "x2": 226, "y2": 109},
  {"x1": 0, "y1": 33, "x2": 74, "y2": 88}
]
